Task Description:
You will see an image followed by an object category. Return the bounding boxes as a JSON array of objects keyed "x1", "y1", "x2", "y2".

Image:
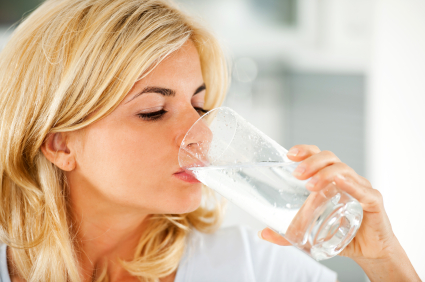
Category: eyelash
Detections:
[{"x1": 137, "y1": 107, "x2": 209, "y2": 121}]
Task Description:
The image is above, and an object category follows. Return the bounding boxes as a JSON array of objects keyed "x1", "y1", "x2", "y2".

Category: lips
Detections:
[
  {"x1": 174, "y1": 159, "x2": 207, "y2": 183},
  {"x1": 173, "y1": 170, "x2": 201, "y2": 183}
]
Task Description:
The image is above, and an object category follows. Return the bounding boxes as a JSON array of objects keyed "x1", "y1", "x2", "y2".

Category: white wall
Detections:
[
  {"x1": 179, "y1": 0, "x2": 373, "y2": 73},
  {"x1": 367, "y1": 0, "x2": 425, "y2": 278}
]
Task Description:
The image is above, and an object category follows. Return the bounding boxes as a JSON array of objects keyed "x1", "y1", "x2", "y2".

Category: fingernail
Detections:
[
  {"x1": 306, "y1": 177, "x2": 318, "y2": 190},
  {"x1": 293, "y1": 165, "x2": 306, "y2": 177},
  {"x1": 258, "y1": 230, "x2": 264, "y2": 240},
  {"x1": 287, "y1": 148, "x2": 299, "y2": 157}
]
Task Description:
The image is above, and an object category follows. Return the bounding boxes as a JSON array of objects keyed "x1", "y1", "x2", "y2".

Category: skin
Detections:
[
  {"x1": 258, "y1": 145, "x2": 421, "y2": 282},
  {"x1": 9, "y1": 40, "x2": 206, "y2": 282}
]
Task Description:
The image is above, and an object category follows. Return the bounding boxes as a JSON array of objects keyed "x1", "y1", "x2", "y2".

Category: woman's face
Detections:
[{"x1": 66, "y1": 40, "x2": 207, "y2": 214}]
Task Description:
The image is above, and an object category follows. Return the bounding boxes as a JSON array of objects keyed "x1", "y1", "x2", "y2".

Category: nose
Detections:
[
  {"x1": 175, "y1": 105, "x2": 214, "y2": 147},
  {"x1": 176, "y1": 108, "x2": 213, "y2": 169}
]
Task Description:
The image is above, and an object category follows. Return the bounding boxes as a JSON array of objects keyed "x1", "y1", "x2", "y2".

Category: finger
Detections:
[
  {"x1": 356, "y1": 174, "x2": 374, "y2": 190},
  {"x1": 286, "y1": 144, "x2": 321, "y2": 161},
  {"x1": 305, "y1": 162, "x2": 355, "y2": 191},
  {"x1": 258, "y1": 228, "x2": 291, "y2": 246},
  {"x1": 292, "y1": 150, "x2": 341, "y2": 180},
  {"x1": 334, "y1": 174, "x2": 383, "y2": 213}
]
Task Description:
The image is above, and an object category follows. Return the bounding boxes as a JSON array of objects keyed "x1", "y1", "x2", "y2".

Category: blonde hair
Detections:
[{"x1": 0, "y1": 0, "x2": 228, "y2": 281}]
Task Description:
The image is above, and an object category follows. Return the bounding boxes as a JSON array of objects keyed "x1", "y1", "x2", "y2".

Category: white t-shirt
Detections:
[
  {"x1": 175, "y1": 225, "x2": 336, "y2": 282},
  {"x1": 0, "y1": 226, "x2": 337, "y2": 281}
]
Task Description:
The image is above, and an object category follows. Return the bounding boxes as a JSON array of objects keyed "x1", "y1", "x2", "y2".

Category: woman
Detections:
[{"x1": 0, "y1": 0, "x2": 420, "y2": 281}]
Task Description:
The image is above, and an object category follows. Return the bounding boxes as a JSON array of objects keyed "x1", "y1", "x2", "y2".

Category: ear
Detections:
[{"x1": 40, "y1": 132, "x2": 76, "y2": 171}]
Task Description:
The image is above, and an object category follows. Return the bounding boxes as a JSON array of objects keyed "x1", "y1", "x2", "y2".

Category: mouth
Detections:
[
  {"x1": 174, "y1": 159, "x2": 208, "y2": 183},
  {"x1": 173, "y1": 169, "x2": 201, "y2": 183}
]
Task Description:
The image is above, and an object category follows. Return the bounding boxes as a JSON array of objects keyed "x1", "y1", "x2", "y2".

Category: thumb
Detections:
[{"x1": 258, "y1": 228, "x2": 292, "y2": 246}]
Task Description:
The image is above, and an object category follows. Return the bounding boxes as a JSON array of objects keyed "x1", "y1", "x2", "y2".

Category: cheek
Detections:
[
  {"x1": 81, "y1": 125, "x2": 167, "y2": 188},
  {"x1": 75, "y1": 121, "x2": 198, "y2": 212}
]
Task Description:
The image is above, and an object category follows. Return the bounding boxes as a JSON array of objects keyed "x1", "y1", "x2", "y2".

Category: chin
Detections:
[{"x1": 169, "y1": 185, "x2": 203, "y2": 214}]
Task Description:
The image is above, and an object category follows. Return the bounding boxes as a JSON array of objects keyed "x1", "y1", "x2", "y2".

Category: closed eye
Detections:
[
  {"x1": 195, "y1": 107, "x2": 209, "y2": 116},
  {"x1": 137, "y1": 109, "x2": 167, "y2": 121},
  {"x1": 137, "y1": 107, "x2": 209, "y2": 121}
]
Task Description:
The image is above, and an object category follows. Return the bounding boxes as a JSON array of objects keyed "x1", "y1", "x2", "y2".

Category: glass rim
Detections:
[{"x1": 178, "y1": 106, "x2": 237, "y2": 168}]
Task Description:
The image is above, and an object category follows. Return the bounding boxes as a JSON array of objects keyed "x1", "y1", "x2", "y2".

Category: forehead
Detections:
[{"x1": 134, "y1": 40, "x2": 203, "y2": 89}]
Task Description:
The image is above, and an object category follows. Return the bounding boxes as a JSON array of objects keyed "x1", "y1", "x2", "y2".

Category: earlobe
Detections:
[{"x1": 40, "y1": 133, "x2": 76, "y2": 171}]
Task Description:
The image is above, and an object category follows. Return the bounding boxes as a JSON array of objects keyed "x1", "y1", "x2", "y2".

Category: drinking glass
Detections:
[{"x1": 178, "y1": 107, "x2": 363, "y2": 260}]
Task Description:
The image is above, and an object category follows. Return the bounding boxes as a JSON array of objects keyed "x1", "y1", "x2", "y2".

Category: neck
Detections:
[
  {"x1": 72, "y1": 211, "x2": 149, "y2": 279},
  {"x1": 68, "y1": 181, "x2": 151, "y2": 281}
]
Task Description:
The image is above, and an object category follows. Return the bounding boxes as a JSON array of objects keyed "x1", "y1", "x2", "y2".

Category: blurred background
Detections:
[{"x1": 1, "y1": 0, "x2": 424, "y2": 281}]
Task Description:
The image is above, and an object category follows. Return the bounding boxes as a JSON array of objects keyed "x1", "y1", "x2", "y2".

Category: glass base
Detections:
[{"x1": 307, "y1": 193, "x2": 363, "y2": 260}]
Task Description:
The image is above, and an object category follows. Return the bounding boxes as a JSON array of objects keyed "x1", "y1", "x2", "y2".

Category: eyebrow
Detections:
[{"x1": 126, "y1": 83, "x2": 206, "y2": 104}]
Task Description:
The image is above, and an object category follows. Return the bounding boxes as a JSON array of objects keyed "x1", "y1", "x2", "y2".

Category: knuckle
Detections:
[
  {"x1": 336, "y1": 162, "x2": 350, "y2": 170},
  {"x1": 314, "y1": 169, "x2": 329, "y2": 182},
  {"x1": 359, "y1": 176, "x2": 373, "y2": 188},
  {"x1": 325, "y1": 151, "x2": 335, "y2": 159},
  {"x1": 311, "y1": 145, "x2": 321, "y2": 152},
  {"x1": 322, "y1": 150, "x2": 340, "y2": 160},
  {"x1": 373, "y1": 189, "x2": 384, "y2": 202},
  {"x1": 321, "y1": 150, "x2": 332, "y2": 155}
]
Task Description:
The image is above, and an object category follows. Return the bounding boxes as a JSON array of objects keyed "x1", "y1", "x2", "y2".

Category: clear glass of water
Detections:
[{"x1": 178, "y1": 106, "x2": 363, "y2": 261}]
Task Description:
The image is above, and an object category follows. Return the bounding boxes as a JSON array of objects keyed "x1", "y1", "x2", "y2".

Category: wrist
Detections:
[{"x1": 353, "y1": 237, "x2": 420, "y2": 282}]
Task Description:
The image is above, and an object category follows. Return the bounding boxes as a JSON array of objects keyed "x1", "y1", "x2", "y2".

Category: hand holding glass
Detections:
[{"x1": 178, "y1": 107, "x2": 363, "y2": 260}]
